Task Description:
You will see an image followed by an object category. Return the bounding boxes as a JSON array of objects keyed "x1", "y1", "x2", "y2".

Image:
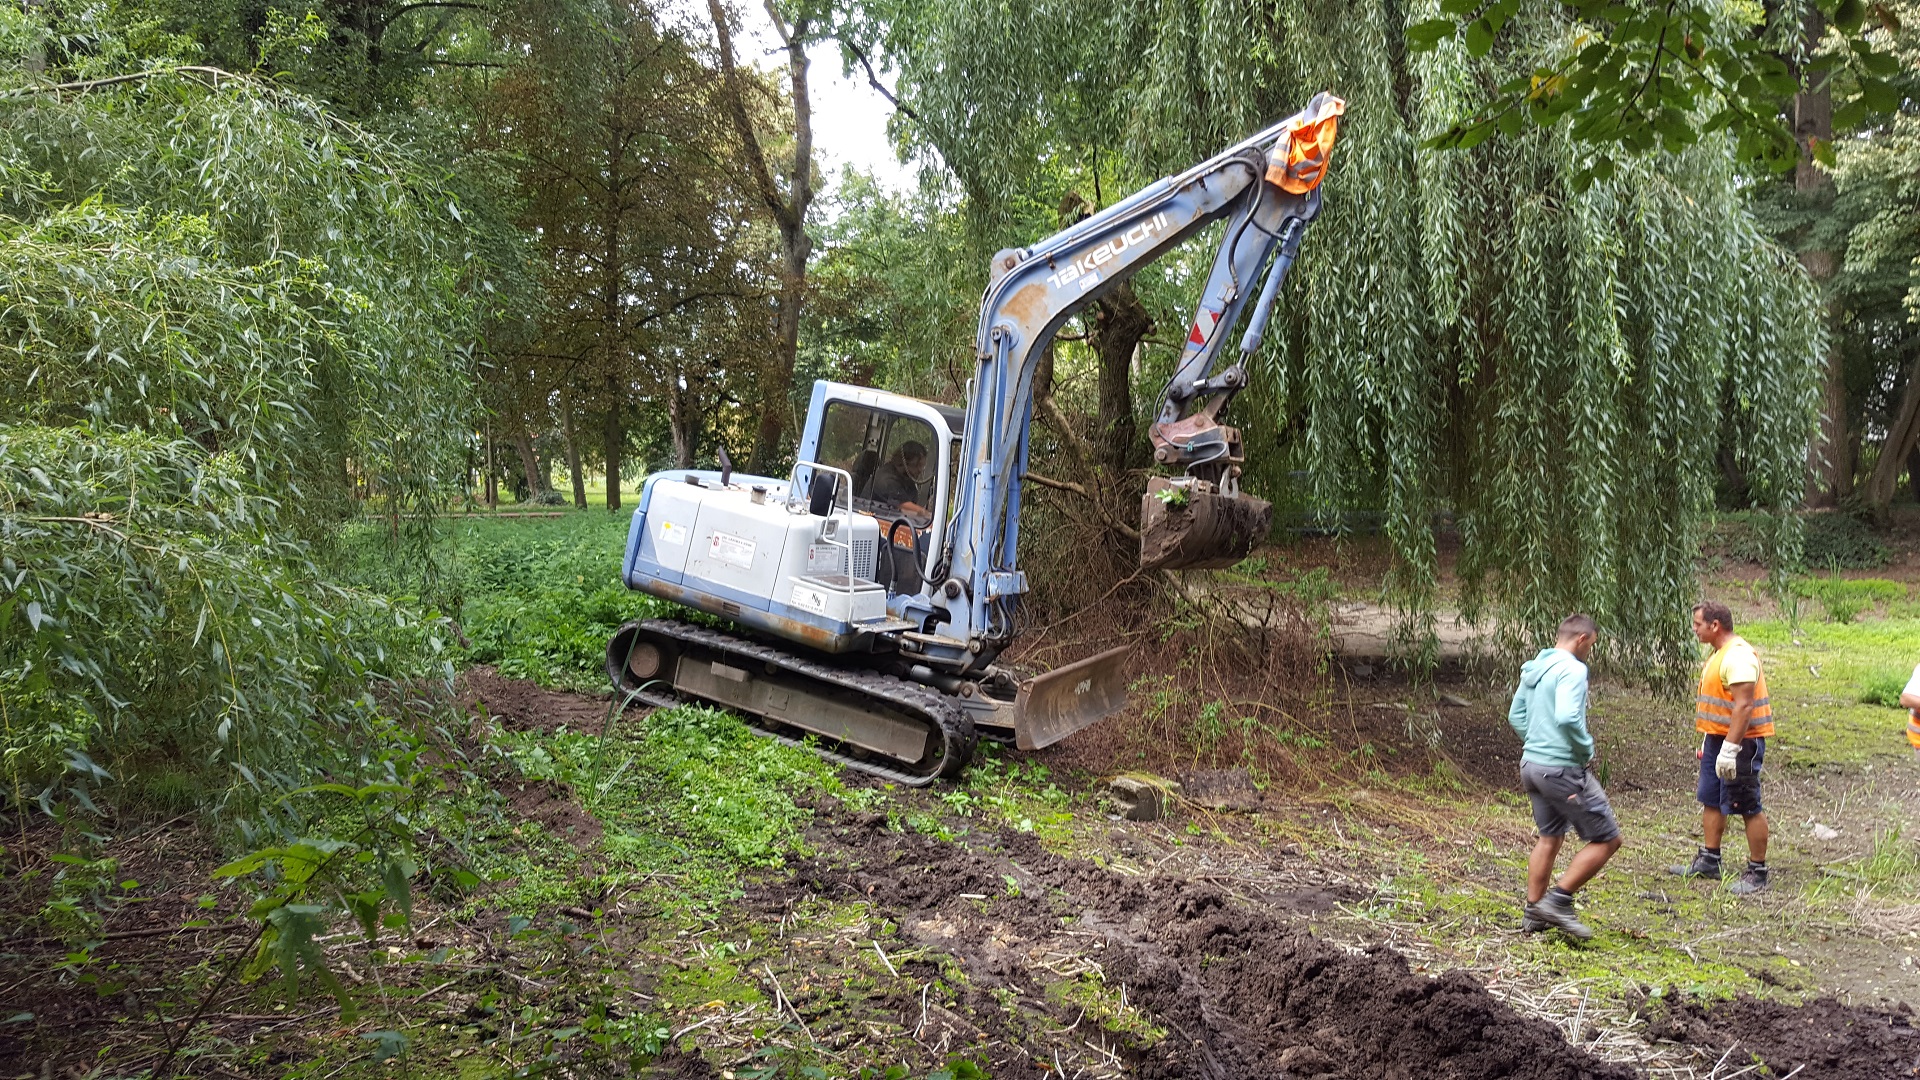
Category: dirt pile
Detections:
[
  {"x1": 460, "y1": 666, "x2": 612, "y2": 733},
  {"x1": 789, "y1": 809, "x2": 1631, "y2": 1079},
  {"x1": 1648, "y1": 995, "x2": 1920, "y2": 1078}
]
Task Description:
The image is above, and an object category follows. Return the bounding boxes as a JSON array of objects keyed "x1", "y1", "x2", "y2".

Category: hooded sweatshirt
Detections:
[{"x1": 1507, "y1": 647, "x2": 1592, "y2": 768}]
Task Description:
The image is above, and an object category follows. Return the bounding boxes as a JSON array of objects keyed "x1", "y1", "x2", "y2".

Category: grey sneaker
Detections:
[
  {"x1": 1521, "y1": 903, "x2": 1548, "y2": 932},
  {"x1": 1727, "y1": 866, "x2": 1770, "y2": 896},
  {"x1": 1533, "y1": 890, "x2": 1593, "y2": 941},
  {"x1": 1667, "y1": 850, "x2": 1723, "y2": 879}
]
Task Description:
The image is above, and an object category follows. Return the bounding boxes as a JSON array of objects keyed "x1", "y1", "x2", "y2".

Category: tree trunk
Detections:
[
  {"x1": 753, "y1": 227, "x2": 811, "y2": 473},
  {"x1": 603, "y1": 373, "x2": 623, "y2": 511},
  {"x1": 511, "y1": 426, "x2": 548, "y2": 500},
  {"x1": 561, "y1": 383, "x2": 587, "y2": 509},
  {"x1": 669, "y1": 376, "x2": 698, "y2": 469},
  {"x1": 1865, "y1": 349, "x2": 1920, "y2": 522},
  {"x1": 711, "y1": 0, "x2": 813, "y2": 476},
  {"x1": 483, "y1": 419, "x2": 496, "y2": 508},
  {"x1": 1090, "y1": 280, "x2": 1152, "y2": 474},
  {"x1": 1794, "y1": 8, "x2": 1849, "y2": 507}
]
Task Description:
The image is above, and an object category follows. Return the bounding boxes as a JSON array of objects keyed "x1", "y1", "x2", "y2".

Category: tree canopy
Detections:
[{"x1": 857, "y1": 0, "x2": 1827, "y2": 676}]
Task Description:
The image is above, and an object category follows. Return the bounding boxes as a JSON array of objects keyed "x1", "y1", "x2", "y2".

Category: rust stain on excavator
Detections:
[
  {"x1": 1002, "y1": 282, "x2": 1052, "y2": 329},
  {"x1": 641, "y1": 578, "x2": 853, "y2": 653}
]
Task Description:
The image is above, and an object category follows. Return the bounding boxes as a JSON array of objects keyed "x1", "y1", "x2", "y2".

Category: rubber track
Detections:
[{"x1": 614, "y1": 618, "x2": 979, "y2": 787}]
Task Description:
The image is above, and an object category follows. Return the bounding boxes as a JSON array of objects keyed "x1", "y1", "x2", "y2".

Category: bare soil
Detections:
[
  {"x1": 1647, "y1": 994, "x2": 1920, "y2": 1078},
  {"x1": 460, "y1": 664, "x2": 613, "y2": 734},
  {"x1": 785, "y1": 803, "x2": 1631, "y2": 1078},
  {"x1": 8, "y1": 664, "x2": 1920, "y2": 1078}
]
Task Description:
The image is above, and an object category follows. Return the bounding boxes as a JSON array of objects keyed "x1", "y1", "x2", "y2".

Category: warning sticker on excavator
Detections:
[
  {"x1": 656, "y1": 521, "x2": 687, "y2": 545},
  {"x1": 790, "y1": 584, "x2": 829, "y2": 614},
  {"x1": 707, "y1": 531, "x2": 756, "y2": 569},
  {"x1": 1187, "y1": 308, "x2": 1219, "y2": 347}
]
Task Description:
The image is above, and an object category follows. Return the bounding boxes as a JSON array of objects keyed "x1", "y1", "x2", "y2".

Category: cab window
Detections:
[{"x1": 815, "y1": 401, "x2": 937, "y2": 521}]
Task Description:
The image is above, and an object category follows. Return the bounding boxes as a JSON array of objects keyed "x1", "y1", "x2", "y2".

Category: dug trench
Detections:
[{"x1": 769, "y1": 800, "x2": 1634, "y2": 1080}]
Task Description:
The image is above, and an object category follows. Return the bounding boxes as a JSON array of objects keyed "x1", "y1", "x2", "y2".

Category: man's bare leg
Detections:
[
  {"x1": 1527, "y1": 834, "x2": 1565, "y2": 904},
  {"x1": 1741, "y1": 812, "x2": 1768, "y2": 862},
  {"x1": 1558, "y1": 837, "x2": 1622, "y2": 893}
]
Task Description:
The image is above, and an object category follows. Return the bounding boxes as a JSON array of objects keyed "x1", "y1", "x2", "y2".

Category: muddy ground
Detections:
[{"x1": 5, "y1": 662, "x2": 1920, "y2": 1079}]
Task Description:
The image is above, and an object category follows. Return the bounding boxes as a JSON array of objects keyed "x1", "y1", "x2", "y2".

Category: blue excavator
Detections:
[{"x1": 608, "y1": 92, "x2": 1344, "y2": 784}]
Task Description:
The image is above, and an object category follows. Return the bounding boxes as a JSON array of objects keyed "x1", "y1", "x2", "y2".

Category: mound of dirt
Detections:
[
  {"x1": 460, "y1": 666, "x2": 612, "y2": 733},
  {"x1": 1651, "y1": 994, "x2": 1920, "y2": 1079},
  {"x1": 787, "y1": 809, "x2": 1632, "y2": 1080},
  {"x1": 502, "y1": 777, "x2": 602, "y2": 845}
]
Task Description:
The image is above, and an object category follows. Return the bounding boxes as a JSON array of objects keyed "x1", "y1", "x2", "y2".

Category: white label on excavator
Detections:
[
  {"x1": 657, "y1": 520, "x2": 687, "y2": 545},
  {"x1": 708, "y1": 531, "x2": 755, "y2": 569},
  {"x1": 790, "y1": 584, "x2": 829, "y2": 614}
]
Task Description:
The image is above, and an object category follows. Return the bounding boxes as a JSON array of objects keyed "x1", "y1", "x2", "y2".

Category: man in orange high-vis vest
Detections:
[
  {"x1": 1901, "y1": 662, "x2": 1920, "y2": 756},
  {"x1": 1668, "y1": 601, "x2": 1773, "y2": 895}
]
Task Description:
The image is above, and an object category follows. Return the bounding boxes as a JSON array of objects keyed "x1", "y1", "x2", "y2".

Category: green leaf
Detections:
[
  {"x1": 382, "y1": 855, "x2": 416, "y2": 929},
  {"x1": 360, "y1": 1030, "x2": 410, "y2": 1060},
  {"x1": 1455, "y1": 122, "x2": 1495, "y2": 149},
  {"x1": 1406, "y1": 17, "x2": 1455, "y2": 48},
  {"x1": 1465, "y1": 17, "x2": 1496, "y2": 55},
  {"x1": 1834, "y1": 0, "x2": 1867, "y2": 32}
]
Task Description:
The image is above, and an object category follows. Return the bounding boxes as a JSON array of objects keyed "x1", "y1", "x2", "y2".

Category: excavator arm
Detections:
[{"x1": 932, "y1": 92, "x2": 1344, "y2": 656}]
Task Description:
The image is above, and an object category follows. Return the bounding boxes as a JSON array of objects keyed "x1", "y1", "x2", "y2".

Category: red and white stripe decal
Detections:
[{"x1": 1188, "y1": 308, "x2": 1220, "y2": 347}]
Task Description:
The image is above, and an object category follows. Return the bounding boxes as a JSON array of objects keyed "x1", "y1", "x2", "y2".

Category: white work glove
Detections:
[{"x1": 1715, "y1": 740, "x2": 1742, "y2": 781}]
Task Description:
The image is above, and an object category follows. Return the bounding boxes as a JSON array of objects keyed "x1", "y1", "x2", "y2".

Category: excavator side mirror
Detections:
[
  {"x1": 717, "y1": 444, "x2": 733, "y2": 487},
  {"x1": 807, "y1": 468, "x2": 838, "y2": 517}
]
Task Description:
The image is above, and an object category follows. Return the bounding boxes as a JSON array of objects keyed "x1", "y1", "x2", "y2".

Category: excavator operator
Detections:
[{"x1": 870, "y1": 441, "x2": 933, "y2": 526}]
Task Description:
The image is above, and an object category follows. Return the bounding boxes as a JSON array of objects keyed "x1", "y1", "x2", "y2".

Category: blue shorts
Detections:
[{"x1": 1697, "y1": 734, "x2": 1765, "y2": 816}]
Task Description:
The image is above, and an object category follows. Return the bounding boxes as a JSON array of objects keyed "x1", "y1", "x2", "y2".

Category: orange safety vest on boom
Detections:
[{"x1": 1696, "y1": 637, "x2": 1774, "y2": 739}]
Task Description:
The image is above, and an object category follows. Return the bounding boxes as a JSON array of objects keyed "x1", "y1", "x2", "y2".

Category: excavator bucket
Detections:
[
  {"x1": 1139, "y1": 477, "x2": 1272, "y2": 572},
  {"x1": 1012, "y1": 644, "x2": 1133, "y2": 750}
]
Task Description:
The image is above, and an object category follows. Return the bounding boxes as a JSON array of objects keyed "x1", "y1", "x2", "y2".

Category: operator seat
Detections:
[{"x1": 850, "y1": 448, "x2": 880, "y2": 500}]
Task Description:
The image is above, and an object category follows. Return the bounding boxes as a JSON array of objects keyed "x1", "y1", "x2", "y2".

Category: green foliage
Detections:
[
  {"x1": 1788, "y1": 575, "x2": 1906, "y2": 623},
  {"x1": 1723, "y1": 512, "x2": 1890, "y2": 569},
  {"x1": 869, "y1": 0, "x2": 1825, "y2": 682},
  {"x1": 0, "y1": 69, "x2": 488, "y2": 540},
  {"x1": 1809, "y1": 825, "x2": 1920, "y2": 902},
  {"x1": 337, "y1": 513, "x2": 663, "y2": 689},
  {"x1": 1859, "y1": 670, "x2": 1910, "y2": 708},
  {"x1": 0, "y1": 430, "x2": 452, "y2": 810},
  {"x1": 214, "y1": 767, "x2": 450, "y2": 1019},
  {"x1": 1408, "y1": 0, "x2": 1902, "y2": 180}
]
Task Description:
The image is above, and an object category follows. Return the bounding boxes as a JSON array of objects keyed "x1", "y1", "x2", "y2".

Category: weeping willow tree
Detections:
[
  {"x1": 860, "y1": 0, "x2": 1824, "y2": 678},
  {"x1": 0, "y1": 53, "x2": 505, "y2": 809}
]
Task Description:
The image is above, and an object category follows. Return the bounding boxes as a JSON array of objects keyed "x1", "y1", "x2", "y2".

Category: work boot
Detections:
[
  {"x1": 1667, "y1": 848, "x2": 1723, "y2": 880},
  {"x1": 1728, "y1": 864, "x2": 1770, "y2": 896},
  {"x1": 1521, "y1": 901, "x2": 1547, "y2": 933},
  {"x1": 1532, "y1": 888, "x2": 1592, "y2": 941}
]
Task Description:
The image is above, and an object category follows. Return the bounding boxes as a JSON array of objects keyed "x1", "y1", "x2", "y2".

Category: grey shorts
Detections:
[{"x1": 1520, "y1": 761, "x2": 1621, "y2": 844}]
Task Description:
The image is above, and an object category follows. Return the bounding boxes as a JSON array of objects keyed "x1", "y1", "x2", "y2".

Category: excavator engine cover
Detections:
[{"x1": 1139, "y1": 476, "x2": 1272, "y2": 572}]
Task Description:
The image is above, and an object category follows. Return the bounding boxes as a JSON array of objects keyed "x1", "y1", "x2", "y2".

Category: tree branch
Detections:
[
  {"x1": 843, "y1": 40, "x2": 919, "y2": 122},
  {"x1": 0, "y1": 65, "x2": 240, "y2": 100},
  {"x1": 707, "y1": 0, "x2": 798, "y2": 233}
]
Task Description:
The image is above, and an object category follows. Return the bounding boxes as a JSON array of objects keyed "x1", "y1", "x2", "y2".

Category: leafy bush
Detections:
[
  {"x1": 348, "y1": 514, "x2": 667, "y2": 689},
  {"x1": 1723, "y1": 513, "x2": 1891, "y2": 570},
  {"x1": 1, "y1": 429, "x2": 453, "y2": 811},
  {"x1": 1860, "y1": 671, "x2": 1912, "y2": 708}
]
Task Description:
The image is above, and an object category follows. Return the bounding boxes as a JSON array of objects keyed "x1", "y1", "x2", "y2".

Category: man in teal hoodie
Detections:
[{"x1": 1508, "y1": 613, "x2": 1622, "y2": 940}]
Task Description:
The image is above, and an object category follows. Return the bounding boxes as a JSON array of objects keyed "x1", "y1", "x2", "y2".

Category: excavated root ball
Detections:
[{"x1": 1139, "y1": 478, "x2": 1273, "y2": 572}]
